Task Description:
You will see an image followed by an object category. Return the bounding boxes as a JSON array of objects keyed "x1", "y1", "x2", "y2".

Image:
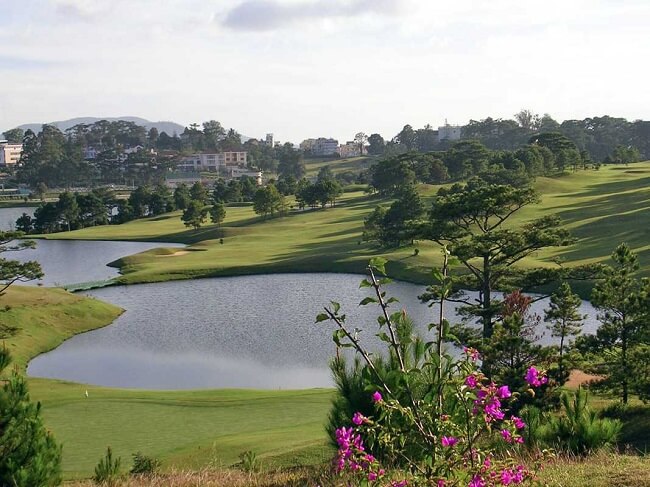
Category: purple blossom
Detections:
[
  {"x1": 501, "y1": 429, "x2": 512, "y2": 443},
  {"x1": 464, "y1": 346, "x2": 481, "y2": 361},
  {"x1": 391, "y1": 482, "x2": 408, "y2": 487},
  {"x1": 352, "y1": 412, "x2": 365, "y2": 425},
  {"x1": 372, "y1": 391, "x2": 383, "y2": 403},
  {"x1": 484, "y1": 399, "x2": 505, "y2": 421},
  {"x1": 512, "y1": 416, "x2": 526, "y2": 429},
  {"x1": 465, "y1": 375, "x2": 478, "y2": 388},
  {"x1": 469, "y1": 475, "x2": 485, "y2": 487},
  {"x1": 437, "y1": 480, "x2": 446, "y2": 487},
  {"x1": 497, "y1": 385, "x2": 511, "y2": 399},
  {"x1": 441, "y1": 436, "x2": 459, "y2": 447},
  {"x1": 525, "y1": 366, "x2": 548, "y2": 387}
]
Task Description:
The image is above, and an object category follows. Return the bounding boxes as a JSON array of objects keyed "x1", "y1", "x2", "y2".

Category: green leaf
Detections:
[
  {"x1": 315, "y1": 313, "x2": 329, "y2": 323},
  {"x1": 369, "y1": 257, "x2": 388, "y2": 275},
  {"x1": 377, "y1": 277, "x2": 393, "y2": 286},
  {"x1": 359, "y1": 297, "x2": 378, "y2": 306},
  {"x1": 330, "y1": 301, "x2": 340, "y2": 314},
  {"x1": 376, "y1": 332, "x2": 391, "y2": 343},
  {"x1": 431, "y1": 268, "x2": 444, "y2": 282},
  {"x1": 359, "y1": 279, "x2": 372, "y2": 288},
  {"x1": 385, "y1": 296, "x2": 399, "y2": 304}
]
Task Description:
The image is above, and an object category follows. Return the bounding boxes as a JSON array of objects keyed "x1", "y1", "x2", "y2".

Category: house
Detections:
[
  {"x1": 301, "y1": 138, "x2": 339, "y2": 157},
  {"x1": 0, "y1": 141, "x2": 23, "y2": 167},
  {"x1": 338, "y1": 141, "x2": 365, "y2": 158}
]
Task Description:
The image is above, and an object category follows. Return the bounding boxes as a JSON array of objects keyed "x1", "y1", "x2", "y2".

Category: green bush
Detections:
[
  {"x1": 237, "y1": 450, "x2": 260, "y2": 473},
  {"x1": 93, "y1": 446, "x2": 121, "y2": 485},
  {"x1": 129, "y1": 452, "x2": 160, "y2": 476},
  {"x1": 540, "y1": 388, "x2": 621, "y2": 454},
  {"x1": 0, "y1": 348, "x2": 62, "y2": 487}
]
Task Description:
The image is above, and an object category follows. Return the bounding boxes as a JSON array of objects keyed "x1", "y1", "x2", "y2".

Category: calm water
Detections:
[
  {"x1": 10, "y1": 239, "x2": 184, "y2": 287},
  {"x1": 0, "y1": 206, "x2": 35, "y2": 231},
  {"x1": 28, "y1": 274, "x2": 600, "y2": 389}
]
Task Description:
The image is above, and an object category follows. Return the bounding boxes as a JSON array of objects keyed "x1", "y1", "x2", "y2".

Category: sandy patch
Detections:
[
  {"x1": 158, "y1": 250, "x2": 190, "y2": 257},
  {"x1": 566, "y1": 369, "x2": 603, "y2": 389}
]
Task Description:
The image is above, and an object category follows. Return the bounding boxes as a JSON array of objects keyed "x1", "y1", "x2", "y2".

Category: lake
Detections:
[
  {"x1": 27, "y1": 273, "x2": 600, "y2": 389},
  {"x1": 0, "y1": 206, "x2": 35, "y2": 231},
  {"x1": 9, "y1": 239, "x2": 184, "y2": 287}
]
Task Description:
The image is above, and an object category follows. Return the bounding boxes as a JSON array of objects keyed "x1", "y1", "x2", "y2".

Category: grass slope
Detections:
[
  {"x1": 304, "y1": 156, "x2": 375, "y2": 177},
  {"x1": 0, "y1": 286, "x2": 122, "y2": 371},
  {"x1": 39, "y1": 161, "x2": 650, "y2": 288}
]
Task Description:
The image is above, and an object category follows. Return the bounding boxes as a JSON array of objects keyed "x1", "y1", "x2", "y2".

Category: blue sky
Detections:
[{"x1": 0, "y1": 0, "x2": 648, "y2": 143}]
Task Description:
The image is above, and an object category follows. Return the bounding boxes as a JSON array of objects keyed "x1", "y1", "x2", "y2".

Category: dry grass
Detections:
[
  {"x1": 538, "y1": 451, "x2": 650, "y2": 487},
  {"x1": 66, "y1": 467, "x2": 330, "y2": 487}
]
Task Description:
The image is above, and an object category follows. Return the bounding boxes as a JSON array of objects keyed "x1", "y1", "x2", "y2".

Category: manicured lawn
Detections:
[
  {"x1": 29, "y1": 380, "x2": 333, "y2": 479},
  {"x1": 38, "y1": 162, "x2": 650, "y2": 290},
  {"x1": 304, "y1": 156, "x2": 376, "y2": 177}
]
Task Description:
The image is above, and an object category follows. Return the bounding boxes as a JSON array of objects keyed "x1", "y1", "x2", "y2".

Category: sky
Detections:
[{"x1": 0, "y1": 0, "x2": 649, "y2": 143}]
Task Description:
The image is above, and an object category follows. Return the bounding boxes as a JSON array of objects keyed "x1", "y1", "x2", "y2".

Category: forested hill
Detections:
[{"x1": 13, "y1": 117, "x2": 185, "y2": 137}]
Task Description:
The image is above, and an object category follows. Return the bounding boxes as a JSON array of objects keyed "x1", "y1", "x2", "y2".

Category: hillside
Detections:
[
  {"x1": 40, "y1": 161, "x2": 650, "y2": 289},
  {"x1": 12, "y1": 116, "x2": 185, "y2": 136}
]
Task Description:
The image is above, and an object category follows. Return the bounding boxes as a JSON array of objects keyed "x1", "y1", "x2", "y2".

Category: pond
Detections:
[
  {"x1": 9, "y1": 239, "x2": 184, "y2": 287},
  {"x1": 0, "y1": 206, "x2": 35, "y2": 231},
  {"x1": 27, "y1": 273, "x2": 600, "y2": 389}
]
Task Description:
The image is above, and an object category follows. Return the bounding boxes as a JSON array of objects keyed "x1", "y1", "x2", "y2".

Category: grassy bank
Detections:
[
  {"x1": 0, "y1": 286, "x2": 333, "y2": 479},
  {"x1": 37, "y1": 162, "x2": 650, "y2": 289},
  {"x1": 0, "y1": 286, "x2": 122, "y2": 371}
]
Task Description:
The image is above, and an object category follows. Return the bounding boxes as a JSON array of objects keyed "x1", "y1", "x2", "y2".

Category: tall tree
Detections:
[
  {"x1": 253, "y1": 185, "x2": 284, "y2": 218},
  {"x1": 544, "y1": 282, "x2": 584, "y2": 382},
  {"x1": 424, "y1": 178, "x2": 572, "y2": 339},
  {"x1": 209, "y1": 203, "x2": 227, "y2": 226},
  {"x1": 56, "y1": 191, "x2": 80, "y2": 232},
  {"x1": 367, "y1": 133, "x2": 385, "y2": 156},
  {"x1": 2, "y1": 128, "x2": 24, "y2": 143},
  {"x1": 181, "y1": 200, "x2": 208, "y2": 230},
  {"x1": 353, "y1": 132, "x2": 368, "y2": 155},
  {"x1": 589, "y1": 244, "x2": 649, "y2": 403}
]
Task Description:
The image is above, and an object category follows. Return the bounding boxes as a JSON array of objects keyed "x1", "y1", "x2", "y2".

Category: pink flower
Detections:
[
  {"x1": 501, "y1": 429, "x2": 512, "y2": 443},
  {"x1": 441, "y1": 436, "x2": 459, "y2": 447},
  {"x1": 465, "y1": 375, "x2": 478, "y2": 388},
  {"x1": 391, "y1": 481, "x2": 408, "y2": 487},
  {"x1": 497, "y1": 385, "x2": 511, "y2": 399},
  {"x1": 372, "y1": 391, "x2": 383, "y2": 403},
  {"x1": 501, "y1": 469, "x2": 515, "y2": 485},
  {"x1": 484, "y1": 400, "x2": 505, "y2": 421},
  {"x1": 464, "y1": 346, "x2": 481, "y2": 361},
  {"x1": 368, "y1": 472, "x2": 377, "y2": 481},
  {"x1": 437, "y1": 480, "x2": 446, "y2": 487},
  {"x1": 469, "y1": 475, "x2": 485, "y2": 487},
  {"x1": 525, "y1": 367, "x2": 547, "y2": 387},
  {"x1": 483, "y1": 457, "x2": 491, "y2": 468},
  {"x1": 352, "y1": 412, "x2": 366, "y2": 425},
  {"x1": 512, "y1": 416, "x2": 526, "y2": 429}
]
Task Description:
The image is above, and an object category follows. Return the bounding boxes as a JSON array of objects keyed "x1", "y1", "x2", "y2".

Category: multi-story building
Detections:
[
  {"x1": 338, "y1": 141, "x2": 366, "y2": 158},
  {"x1": 265, "y1": 133, "x2": 274, "y2": 147},
  {"x1": 438, "y1": 124, "x2": 462, "y2": 142},
  {"x1": 301, "y1": 138, "x2": 339, "y2": 157},
  {"x1": 177, "y1": 151, "x2": 248, "y2": 172},
  {"x1": 0, "y1": 141, "x2": 23, "y2": 167}
]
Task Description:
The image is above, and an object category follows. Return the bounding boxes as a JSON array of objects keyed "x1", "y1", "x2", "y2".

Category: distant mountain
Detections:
[{"x1": 13, "y1": 117, "x2": 186, "y2": 136}]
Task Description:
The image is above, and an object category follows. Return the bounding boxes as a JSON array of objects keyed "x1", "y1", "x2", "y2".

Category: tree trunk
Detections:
[
  {"x1": 622, "y1": 319, "x2": 628, "y2": 404},
  {"x1": 482, "y1": 255, "x2": 492, "y2": 339}
]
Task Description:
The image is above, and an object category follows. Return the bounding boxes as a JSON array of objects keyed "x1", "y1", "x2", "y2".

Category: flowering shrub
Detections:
[{"x1": 318, "y1": 257, "x2": 548, "y2": 486}]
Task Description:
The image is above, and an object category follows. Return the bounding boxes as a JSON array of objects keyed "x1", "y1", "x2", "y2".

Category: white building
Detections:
[
  {"x1": 265, "y1": 133, "x2": 274, "y2": 147},
  {"x1": 226, "y1": 167, "x2": 263, "y2": 186},
  {"x1": 438, "y1": 124, "x2": 462, "y2": 142},
  {"x1": 177, "y1": 151, "x2": 248, "y2": 172},
  {"x1": 0, "y1": 141, "x2": 22, "y2": 167},
  {"x1": 301, "y1": 138, "x2": 339, "y2": 157}
]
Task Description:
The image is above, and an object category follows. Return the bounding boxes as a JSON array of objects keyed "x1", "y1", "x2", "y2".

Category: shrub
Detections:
[
  {"x1": 318, "y1": 257, "x2": 548, "y2": 486},
  {"x1": 129, "y1": 452, "x2": 161, "y2": 476},
  {"x1": 0, "y1": 348, "x2": 62, "y2": 487},
  {"x1": 540, "y1": 388, "x2": 621, "y2": 454},
  {"x1": 93, "y1": 446, "x2": 121, "y2": 485},
  {"x1": 237, "y1": 450, "x2": 260, "y2": 473}
]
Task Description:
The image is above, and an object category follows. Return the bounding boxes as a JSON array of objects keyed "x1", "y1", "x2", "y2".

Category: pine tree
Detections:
[
  {"x1": 544, "y1": 282, "x2": 585, "y2": 382},
  {"x1": 0, "y1": 348, "x2": 62, "y2": 486}
]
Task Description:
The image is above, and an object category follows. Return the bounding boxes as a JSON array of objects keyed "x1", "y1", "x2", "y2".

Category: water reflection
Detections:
[{"x1": 28, "y1": 274, "x2": 600, "y2": 389}]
